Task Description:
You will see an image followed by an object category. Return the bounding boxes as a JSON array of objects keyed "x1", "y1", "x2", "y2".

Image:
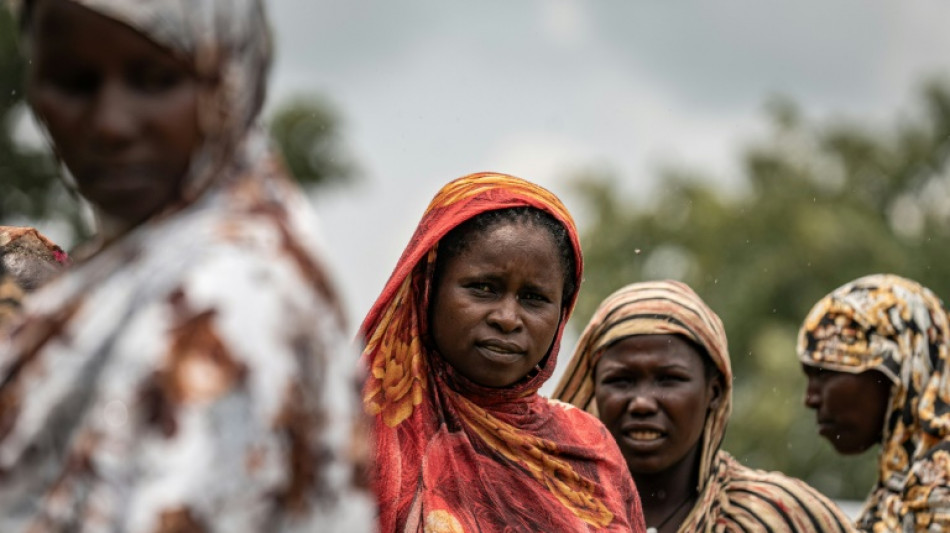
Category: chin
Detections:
[
  {"x1": 624, "y1": 457, "x2": 671, "y2": 476},
  {"x1": 827, "y1": 438, "x2": 875, "y2": 456}
]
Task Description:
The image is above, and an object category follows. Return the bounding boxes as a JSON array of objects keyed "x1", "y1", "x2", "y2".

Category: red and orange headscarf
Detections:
[{"x1": 359, "y1": 172, "x2": 644, "y2": 532}]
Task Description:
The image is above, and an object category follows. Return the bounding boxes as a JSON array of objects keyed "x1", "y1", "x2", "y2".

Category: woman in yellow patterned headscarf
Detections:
[
  {"x1": 360, "y1": 172, "x2": 645, "y2": 532},
  {"x1": 799, "y1": 274, "x2": 950, "y2": 531},
  {"x1": 557, "y1": 280, "x2": 854, "y2": 533}
]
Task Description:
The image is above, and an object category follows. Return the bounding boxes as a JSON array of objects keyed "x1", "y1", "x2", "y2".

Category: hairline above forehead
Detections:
[
  {"x1": 443, "y1": 206, "x2": 570, "y2": 252},
  {"x1": 20, "y1": 0, "x2": 190, "y2": 65},
  {"x1": 434, "y1": 205, "x2": 579, "y2": 304}
]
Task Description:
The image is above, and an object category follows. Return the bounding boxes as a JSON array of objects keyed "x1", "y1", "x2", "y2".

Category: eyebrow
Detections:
[
  {"x1": 657, "y1": 363, "x2": 690, "y2": 370},
  {"x1": 597, "y1": 360, "x2": 693, "y2": 374}
]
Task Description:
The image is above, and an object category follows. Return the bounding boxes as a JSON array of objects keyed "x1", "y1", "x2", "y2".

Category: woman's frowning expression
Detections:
[
  {"x1": 803, "y1": 365, "x2": 892, "y2": 455},
  {"x1": 28, "y1": 0, "x2": 202, "y2": 225},
  {"x1": 594, "y1": 334, "x2": 720, "y2": 475},
  {"x1": 430, "y1": 222, "x2": 565, "y2": 388}
]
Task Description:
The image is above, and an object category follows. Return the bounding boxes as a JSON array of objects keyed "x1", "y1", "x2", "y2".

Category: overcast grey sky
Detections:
[{"x1": 266, "y1": 0, "x2": 950, "y2": 339}]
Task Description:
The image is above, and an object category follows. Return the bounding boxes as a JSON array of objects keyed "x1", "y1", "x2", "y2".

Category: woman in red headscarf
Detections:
[{"x1": 360, "y1": 172, "x2": 645, "y2": 532}]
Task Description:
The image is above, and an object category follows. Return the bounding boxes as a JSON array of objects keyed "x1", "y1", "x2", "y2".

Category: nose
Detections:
[
  {"x1": 486, "y1": 295, "x2": 522, "y2": 333},
  {"x1": 89, "y1": 79, "x2": 138, "y2": 151},
  {"x1": 626, "y1": 389, "x2": 659, "y2": 416},
  {"x1": 804, "y1": 376, "x2": 821, "y2": 410}
]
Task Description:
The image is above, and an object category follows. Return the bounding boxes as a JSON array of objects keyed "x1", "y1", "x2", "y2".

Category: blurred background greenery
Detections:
[
  {"x1": 572, "y1": 83, "x2": 950, "y2": 497},
  {"x1": 5, "y1": 3, "x2": 950, "y2": 503}
]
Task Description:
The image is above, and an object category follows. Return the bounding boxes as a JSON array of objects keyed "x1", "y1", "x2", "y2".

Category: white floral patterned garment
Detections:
[{"x1": 0, "y1": 1, "x2": 375, "y2": 531}]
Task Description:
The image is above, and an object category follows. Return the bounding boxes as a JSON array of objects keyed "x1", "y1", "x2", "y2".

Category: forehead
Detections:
[
  {"x1": 598, "y1": 334, "x2": 706, "y2": 370},
  {"x1": 450, "y1": 222, "x2": 559, "y2": 262},
  {"x1": 28, "y1": 0, "x2": 189, "y2": 66}
]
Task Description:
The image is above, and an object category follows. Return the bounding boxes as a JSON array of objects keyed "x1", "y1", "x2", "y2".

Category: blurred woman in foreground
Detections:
[{"x1": 0, "y1": 0, "x2": 373, "y2": 530}]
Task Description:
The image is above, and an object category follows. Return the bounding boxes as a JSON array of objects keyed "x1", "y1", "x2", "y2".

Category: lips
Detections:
[
  {"x1": 476, "y1": 339, "x2": 526, "y2": 364},
  {"x1": 78, "y1": 162, "x2": 146, "y2": 186},
  {"x1": 817, "y1": 420, "x2": 837, "y2": 438},
  {"x1": 627, "y1": 430, "x2": 663, "y2": 441},
  {"x1": 620, "y1": 424, "x2": 667, "y2": 445}
]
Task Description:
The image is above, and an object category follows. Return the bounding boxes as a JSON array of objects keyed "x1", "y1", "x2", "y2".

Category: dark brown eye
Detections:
[
  {"x1": 467, "y1": 282, "x2": 493, "y2": 295},
  {"x1": 601, "y1": 376, "x2": 633, "y2": 390},
  {"x1": 48, "y1": 68, "x2": 100, "y2": 95},
  {"x1": 131, "y1": 64, "x2": 184, "y2": 93}
]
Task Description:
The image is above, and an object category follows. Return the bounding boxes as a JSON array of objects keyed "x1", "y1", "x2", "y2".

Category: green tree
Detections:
[
  {"x1": 268, "y1": 96, "x2": 357, "y2": 189},
  {"x1": 572, "y1": 81, "x2": 950, "y2": 499}
]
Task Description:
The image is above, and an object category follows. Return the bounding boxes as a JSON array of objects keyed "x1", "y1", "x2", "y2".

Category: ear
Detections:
[{"x1": 707, "y1": 373, "x2": 725, "y2": 411}]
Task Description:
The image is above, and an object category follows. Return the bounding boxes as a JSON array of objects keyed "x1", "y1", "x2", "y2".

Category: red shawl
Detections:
[{"x1": 359, "y1": 172, "x2": 645, "y2": 532}]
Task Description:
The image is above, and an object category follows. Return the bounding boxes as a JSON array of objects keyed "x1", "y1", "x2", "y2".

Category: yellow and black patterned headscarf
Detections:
[{"x1": 799, "y1": 274, "x2": 950, "y2": 531}]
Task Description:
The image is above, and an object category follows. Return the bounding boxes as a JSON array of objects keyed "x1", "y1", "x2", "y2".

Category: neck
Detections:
[
  {"x1": 635, "y1": 441, "x2": 703, "y2": 533},
  {"x1": 95, "y1": 210, "x2": 132, "y2": 243}
]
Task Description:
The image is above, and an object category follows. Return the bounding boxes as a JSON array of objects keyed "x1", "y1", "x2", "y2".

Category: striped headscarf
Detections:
[
  {"x1": 798, "y1": 274, "x2": 950, "y2": 531},
  {"x1": 556, "y1": 280, "x2": 854, "y2": 532},
  {"x1": 360, "y1": 172, "x2": 645, "y2": 532}
]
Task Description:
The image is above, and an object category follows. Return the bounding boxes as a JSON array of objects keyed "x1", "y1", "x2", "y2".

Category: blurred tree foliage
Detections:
[
  {"x1": 572, "y1": 81, "x2": 950, "y2": 499},
  {"x1": 269, "y1": 96, "x2": 357, "y2": 189},
  {"x1": 0, "y1": 6, "x2": 354, "y2": 245},
  {"x1": 0, "y1": 6, "x2": 74, "y2": 232}
]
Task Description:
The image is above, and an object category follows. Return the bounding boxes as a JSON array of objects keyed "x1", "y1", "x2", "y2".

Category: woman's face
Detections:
[
  {"x1": 28, "y1": 0, "x2": 202, "y2": 225},
  {"x1": 430, "y1": 221, "x2": 565, "y2": 388},
  {"x1": 594, "y1": 334, "x2": 720, "y2": 476},
  {"x1": 803, "y1": 365, "x2": 891, "y2": 454}
]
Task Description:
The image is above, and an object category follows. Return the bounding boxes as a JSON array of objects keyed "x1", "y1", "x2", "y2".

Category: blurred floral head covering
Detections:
[
  {"x1": 16, "y1": 0, "x2": 273, "y2": 233},
  {"x1": 798, "y1": 273, "x2": 950, "y2": 530}
]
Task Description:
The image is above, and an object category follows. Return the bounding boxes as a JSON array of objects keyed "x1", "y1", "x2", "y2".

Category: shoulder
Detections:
[
  {"x1": 544, "y1": 398, "x2": 611, "y2": 434},
  {"x1": 714, "y1": 452, "x2": 856, "y2": 532}
]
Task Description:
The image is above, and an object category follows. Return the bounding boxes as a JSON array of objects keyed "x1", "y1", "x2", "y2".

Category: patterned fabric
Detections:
[
  {"x1": 798, "y1": 274, "x2": 950, "y2": 532},
  {"x1": 555, "y1": 280, "x2": 855, "y2": 532},
  {"x1": 359, "y1": 172, "x2": 645, "y2": 532},
  {"x1": 0, "y1": 2, "x2": 374, "y2": 532},
  {"x1": 0, "y1": 226, "x2": 69, "y2": 331}
]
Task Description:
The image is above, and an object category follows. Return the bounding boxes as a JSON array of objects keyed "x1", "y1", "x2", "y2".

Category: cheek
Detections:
[
  {"x1": 670, "y1": 387, "x2": 712, "y2": 434},
  {"x1": 31, "y1": 89, "x2": 83, "y2": 146},
  {"x1": 823, "y1": 384, "x2": 854, "y2": 417},
  {"x1": 153, "y1": 86, "x2": 202, "y2": 154},
  {"x1": 430, "y1": 292, "x2": 466, "y2": 352},
  {"x1": 594, "y1": 389, "x2": 626, "y2": 427},
  {"x1": 529, "y1": 309, "x2": 562, "y2": 346}
]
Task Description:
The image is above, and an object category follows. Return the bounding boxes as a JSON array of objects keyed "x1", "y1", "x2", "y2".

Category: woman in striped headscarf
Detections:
[
  {"x1": 555, "y1": 280, "x2": 854, "y2": 533},
  {"x1": 799, "y1": 274, "x2": 950, "y2": 531},
  {"x1": 360, "y1": 172, "x2": 645, "y2": 532}
]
